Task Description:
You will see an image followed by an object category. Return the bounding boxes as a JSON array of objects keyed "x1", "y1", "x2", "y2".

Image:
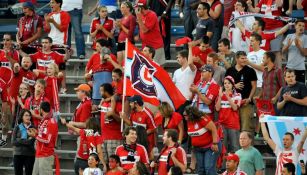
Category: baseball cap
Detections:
[
  {"x1": 128, "y1": 95, "x2": 144, "y2": 106},
  {"x1": 23, "y1": 2, "x2": 35, "y2": 11},
  {"x1": 134, "y1": 0, "x2": 147, "y2": 7},
  {"x1": 200, "y1": 64, "x2": 214, "y2": 73},
  {"x1": 175, "y1": 37, "x2": 192, "y2": 46},
  {"x1": 74, "y1": 84, "x2": 91, "y2": 92},
  {"x1": 225, "y1": 153, "x2": 240, "y2": 162}
]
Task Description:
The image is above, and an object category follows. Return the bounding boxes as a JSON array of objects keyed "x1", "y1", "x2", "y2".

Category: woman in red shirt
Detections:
[
  {"x1": 90, "y1": 6, "x2": 115, "y2": 50},
  {"x1": 216, "y1": 76, "x2": 241, "y2": 153},
  {"x1": 184, "y1": 106, "x2": 220, "y2": 175},
  {"x1": 116, "y1": 1, "x2": 136, "y2": 64},
  {"x1": 155, "y1": 102, "x2": 184, "y2": 144}
]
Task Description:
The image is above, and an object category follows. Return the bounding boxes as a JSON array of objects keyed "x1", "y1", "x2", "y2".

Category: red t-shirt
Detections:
[
  {"x1": 187, "y1": 117, "x2": 213, "y2": 147},
  {"x1": 77, "y1": 129, "x2": 103, "y2": 160},
  {"x1": 139, "y1": 10, "x2": 164, "y2": 49},
  {"x1": 0, "y1": 50, "x2": 20, "y2": 84},
  {"x1": 155, "y1": 112, "x2": 183, "y2": 134},
  {"x1": 24, "y1": 95, "x2": 50, "y2": 127},
  {"x1": 17, "y1": 14, "x2": 43, "y2": 43},
  {"x1": 8, "y1": 69, "x2": 36, "y2": 100},
  {"x1": 192, "y1": 47, "x2": 214, "y2": 83},
  {"x1": 218, "y1": 93, "x2": 241, "y2": 130},
  {"x1": 158, "y1": 146, "x2": 187, "y2": 175},
  {"x1": 35, "y1": 116, "x2": 58, "y2": 157},
  {"x1": 118, "y1": 14, "x2": 136, "y2": 43},
  {"x1": 112, "y1": 79, "x2": 123, "y2": 95},
  {"x1": 100, "y1": 101, "x2": 122, "y2": 140},
  {"x1": 115, "y1": 144, "x2": 149, "y2": 171},
  {"x1": 30, "y1": 51, "x2": 64, "y2": 74},
  {"x1": 130, "y1": 107, "x2": 156, "y2": 152},
  {"x1": 73, "y1": 97, "x2": 92, "y2": 123},
  {"x1": 106, "y1": 171, "x2": 124, "y2": 175},
  {"x1": 19, "y1": 0, "x2": 37, "y2": 3},
  {"x1": 256, "y1": 0, "x2": 284, "y2": 30},
  {"x1": 90, "y1": 17, "x2": 115, "y2": 49},
  {"x1": 245, "y1": 30, "x2": 276, "y2": 51},
  {"x1": 223, "y1": 0, "x2": 236, "y2": 26},
  {"x1": 86, "y1": 53, "x2": 117, "y2": 73}
]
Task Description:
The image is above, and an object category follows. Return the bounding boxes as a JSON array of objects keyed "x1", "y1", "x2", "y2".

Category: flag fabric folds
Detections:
[{"x1": 123, "y1": 41, "x2": 186, "y2": 110}]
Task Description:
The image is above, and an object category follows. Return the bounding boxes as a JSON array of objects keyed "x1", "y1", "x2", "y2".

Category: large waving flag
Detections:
[
  {"x1": 123, "y1": 41, "x2": 186, "y2": 110},
  {"x1": 260, "y1": 116, "x2": 307, "y2": 173}
]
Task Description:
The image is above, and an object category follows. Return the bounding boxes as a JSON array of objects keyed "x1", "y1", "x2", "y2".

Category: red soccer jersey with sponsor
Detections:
[
  {"x1": 17, "y1": 14, "x2": 43, "y2": 43},
  {"x1": 218, "y1": 93, "x2": 241, "y2": 130},
  {"x1": 257, "y1": 0, "x2": 284, "y2": 30},
  {"x1": 139, "y1": 10, "x2": 164, "y2": 49},
  {"x1": 130, "y1": 107, "x2": 156, "y2": 152},
  {"x1": 0, "y1": 50, "x2": 20, "y2": 84},
  {"x1": 30, "y1": 51, "x2": 65, "y2": 76},
  {"x1": 77, "y1": 129, "x2": 103, "y2": 160},
  {"x1": 245, "y1": 30, "x2": 276, "y2": 51},
  {"x1": 100, "y1": 101, "x2": 122, "y2": 140},
  {"x1": 192, "y1": 47, "x2": 214, "y2": 83},
  {"x1": 115, "y1": 144, "x2": 149, "y2": 171},
  {"x1": 86, "y1": 53, "x2": 117, "y2": 73},
  {"x1": 73, "y1": 97, "x2": 92, "y2": 123},
  {"x1": 155, "y1": 112, "x2": 183, "y2": 134},
  {"x1": 187, "y1": 117, "x2": 213, "y2": 147},
  {"x1": 8, "y1": 69, "x2": 36, "y2": 100},
  {"x1": 90, "y1": 17, "x2": 115, "y2": 49},
  {"x1": 222, "y1": 170, "x2": 247, "y2": 175},
  {"x1": 158, "y1": 146, "x2": 187, "y2": 175},
  {"x1": 24, "y1": 95, "x2": 50, "y2": 127},
  {"x1": 35, "y1": 115, "x2": 58, "y2": 157}
]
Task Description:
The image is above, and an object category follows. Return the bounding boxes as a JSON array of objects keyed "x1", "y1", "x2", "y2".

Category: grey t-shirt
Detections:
[
  {"x1": 283, "y1": 34, "x2": 307, "y2": 70},
  {"x1": 194, "y1": 18, "x2": 214, "y2": 40}
]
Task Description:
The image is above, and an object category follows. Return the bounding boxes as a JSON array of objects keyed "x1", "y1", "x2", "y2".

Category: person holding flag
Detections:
[{"x1": 261, "y1": 119, "x2": 307, "y2": 175}]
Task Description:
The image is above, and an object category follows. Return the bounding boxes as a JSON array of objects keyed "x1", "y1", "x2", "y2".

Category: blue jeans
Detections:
[
  {"x1": 194, "y1": 142, "x2": 221, "y2": 175},
  {"x1": 67, "y1": 9, "x2": 85, "y2": 57}
]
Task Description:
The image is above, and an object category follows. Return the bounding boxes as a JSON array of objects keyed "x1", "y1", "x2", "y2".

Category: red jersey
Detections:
[
  {"x1": 115, "y1": 144, "x2": 149, "y2": 171},
  {"x1": 24, "y1": 95, "x2": 50, "y2": 127},
  {"x1": 218, "y1": 93, "x2": 241, "y2": 130},
  {"x1": 139, "y1": 10, "x2": 164, "y2": 49},
  {"x1": 77, "y1": 129, "x2": 103, "y2": 160},
  {"x1": 192, "y1": 47, "x2": 214, "y2": 83},
  {"x1": 90, "y1": 17, "x2": 115, "y2": 49},
  {"x1": 245, "y1": 30, "x2": 276, "y2": 51},
  {"x1": 100, "y1": 101, "x2": 122, "y2": 140},
  {"x1": 130, "y1": 107, "x2": 156, "y2": 152},
  {"x1": 257, "y1": 0, "x2": 284, "y2": 30},
  {"x1": 158, "y1": 146, "x2": 187, "y2": 175},
  {"x1": 155, "y1": 112, "x2": 183, "y2": 134},
  {"x1": 222, "y1": 169, "x2": 247, "y2": 175},
  {"x1": 73, "y1": 97, "x2": 92, "y2": 123},
  {"x1": 106, "y1": 171, "x2": 124, "y2": 175},
  {"x1": 86, "y1": 53, "x2": 117, "y2": 73},
  {"x1": 187, "y1": 117, "x2": 213, "y2": 147},
  {"x1": 112, "y1": 79, "x2": 123, "y2": 95},
  {"x1": 44, "y1": 76, "x2": 60, "y2": 114},
  {"x1": 118, "y1": 14, "x2": 136, "y2": 43},
  {"x1": 0, "y1": 50, "x2": 20, "y2": 84},
  {"x1": 30, "y1": 51, "x2": 65, "y2": 74},
  {"x1": 17, "y1": 14, "x2": 43, "y2": 43},
  {"x1": 193, "y1": 79, "x2": 219, "y2": 119},
  {"x1": 35, "y1": 114, "x2": 58, "y2": 157},
  {"x1": 8, "y1": 69, "x2": 36, "y2": 100}
]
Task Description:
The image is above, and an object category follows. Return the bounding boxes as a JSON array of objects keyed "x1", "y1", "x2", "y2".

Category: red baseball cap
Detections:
[
  {"x1": 225, "y1": 153, "x2": 240, "y2": 162},
  {"x1": 175, "y1": 37, "x2": 192, "y2": 46},
  {"x1": 134, "y1": 0, "x2": 147, "y2": 7}
]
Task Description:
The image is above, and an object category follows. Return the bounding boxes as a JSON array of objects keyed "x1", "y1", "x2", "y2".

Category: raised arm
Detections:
[
  {"x1": 188, "y1": 42, "x2": 197, "y2": 72},
  {"x1": 260, "y1": 121, "x2": 276, "y2": 151}
]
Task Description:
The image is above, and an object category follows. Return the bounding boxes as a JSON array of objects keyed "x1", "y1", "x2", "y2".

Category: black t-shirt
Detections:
[
  {"x1": 225, "y1": 65, "x2": 257, "y2": 99},
  {"x1": 195, "y1": 18, "x2": 214, "y2": 40},
  {"x1": 278, "y1": 82, "x2": 307, "y2": 116}
]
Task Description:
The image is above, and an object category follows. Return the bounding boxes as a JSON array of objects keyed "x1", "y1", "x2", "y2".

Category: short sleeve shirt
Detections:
[
  {"x1": 278, "y1": 82, "x2": 307, "y2": 116},
  {"x1": 30, "y1": 51, "x2": 65, "y2": 72},
  {"x1": 158, "y1": 146, "x2": 187, "y2": 175},
  {"x1": 155, "y1": 112, "x2": 183, "y2": 134},
  {"x1": 236, "y1": 147, "x2": 265, "y2": 175},
  {"x1": 187, "y1": 117, "x2": 213, "y2": 147},
  {"x1": 274, "y1": 147, "x2": 299, "y2": 175},
  {"x1": 245, "y1": 30, "x2": 276, "y2": 51},
  {"x1": 283, "y1": 34, "x2": 307, "y2": 70},
  {"x1": 173, "y1": 66, "x2": 196, "y2": 100},
  {"x1": 218, "y1": 93, "x2": 241, "y2": 130},
  {"x1": 247, "y1": 49, "x2": 265, "y2": 87},
  {"x1": 195, "y1": 18, "x2": 214, "y2": 40}
]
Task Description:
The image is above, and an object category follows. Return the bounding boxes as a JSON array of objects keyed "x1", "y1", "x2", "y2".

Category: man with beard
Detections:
[{"x1": 194, "y1": 2, "x2": 214, "y2": 42}]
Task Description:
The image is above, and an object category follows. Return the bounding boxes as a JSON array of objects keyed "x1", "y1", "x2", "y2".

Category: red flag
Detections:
[{"x1": 123, "y1": 41, "x2": 186, "y2": 110}]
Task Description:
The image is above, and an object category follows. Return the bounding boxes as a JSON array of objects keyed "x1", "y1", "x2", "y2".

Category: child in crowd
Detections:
[
  {"x1": 106, "y1": 155, "x2": 124, "y2": 175},
  {"x1": 82, "y1": 153, "x2": 103, "y2": 175}
]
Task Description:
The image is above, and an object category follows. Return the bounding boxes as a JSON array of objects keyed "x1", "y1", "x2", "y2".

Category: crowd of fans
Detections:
[{"x1": 0, "y1": 0, "x2": 307, "y2": 175}]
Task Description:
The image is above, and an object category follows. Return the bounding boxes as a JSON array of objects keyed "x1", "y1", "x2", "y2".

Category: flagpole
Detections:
[{"x1": 121, "y1": 39, "x2": 128, "y2": 132}]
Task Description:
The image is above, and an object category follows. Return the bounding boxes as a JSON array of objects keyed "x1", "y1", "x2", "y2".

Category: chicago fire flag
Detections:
[
  {"x1": 260, "y1": 116, "x2": 307, "y2": 173},
  {"x1": 123, "y1": 41, "x2": 186, "y2": 110}
]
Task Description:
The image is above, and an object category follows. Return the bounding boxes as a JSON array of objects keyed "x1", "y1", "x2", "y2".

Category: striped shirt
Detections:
[{"x1": 262, "y1": 66, "x2": 285, "y2": 100}]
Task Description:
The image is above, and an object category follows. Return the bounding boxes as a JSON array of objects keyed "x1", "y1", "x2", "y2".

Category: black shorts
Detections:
[{"x1": 117, "y1": 42, "x2": 125, "y2": 52}]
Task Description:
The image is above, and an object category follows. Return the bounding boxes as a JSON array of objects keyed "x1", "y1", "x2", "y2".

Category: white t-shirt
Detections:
[
  {"x1": 274, "y1": 147, "x2": 299, "y2": 175},
  {"x1": 247, "y1": 49, "x2": 265, "y2": 87},
  {"x1": 83, "y1": 167, "x2": 103, "y2": 175},
  {"x1": 62, "y1": 0, "x2": 83, "y2": 11},
  {"x1": 173, "y1": 66, "x2": 196, "y2": 100}
]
